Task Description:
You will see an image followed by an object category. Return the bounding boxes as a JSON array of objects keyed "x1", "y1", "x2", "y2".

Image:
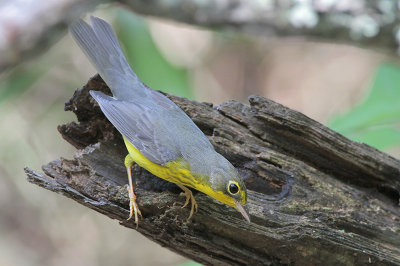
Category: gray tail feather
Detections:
[{"x1": 69, "y1": 16, "x2": 144, "y2": 99}]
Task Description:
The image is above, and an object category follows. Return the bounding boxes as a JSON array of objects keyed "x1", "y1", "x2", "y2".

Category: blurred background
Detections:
[{"x1": 0, "y1": 4, "x2": 399, "y2": 266}]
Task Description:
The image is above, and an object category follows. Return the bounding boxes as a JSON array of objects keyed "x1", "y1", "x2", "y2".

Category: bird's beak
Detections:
[{"x1": 235, "y1": 201, "x2": 251, "y2": 223}]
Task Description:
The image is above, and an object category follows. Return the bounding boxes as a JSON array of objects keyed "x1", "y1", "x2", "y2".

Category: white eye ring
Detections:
[{"x1": 227, "y1": 181, "x2": 239, "y2": 195}]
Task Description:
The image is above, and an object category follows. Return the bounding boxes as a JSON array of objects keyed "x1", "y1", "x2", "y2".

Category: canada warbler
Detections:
[{"x1": 69, "y1": 16, "x2": 250, "y2": 225}]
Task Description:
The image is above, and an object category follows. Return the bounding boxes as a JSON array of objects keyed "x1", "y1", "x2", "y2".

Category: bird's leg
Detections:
[
  {"x1": 176, "y1": 184, "x2": 198, "y2": 221},
  {"x1": 124, "y1": 154, "x2": 142, "y2": 227}
]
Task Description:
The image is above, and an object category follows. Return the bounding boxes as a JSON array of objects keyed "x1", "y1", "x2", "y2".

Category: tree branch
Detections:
[
  {"x1": 123, "y1": 0, "x2": 400, "y2": 53},
  {"x1": 0, "y1": 0, "x2": 94, "y2": 72},
  {"x1": 26, "y1": 75, "x2": 400, "y2": 265},
  {"x1": 3, "y1": 0, "x2": 400, "y2": 72}
]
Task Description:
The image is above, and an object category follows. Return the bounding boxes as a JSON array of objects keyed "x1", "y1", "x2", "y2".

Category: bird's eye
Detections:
[{"x1": 228, "y1": 181, "x2": 239, "y2": 195}]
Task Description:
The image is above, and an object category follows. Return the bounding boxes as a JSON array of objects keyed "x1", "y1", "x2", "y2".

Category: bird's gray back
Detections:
[
  {"x1": 90, "y1": 89, "x2": 215, "y2": 172},
  {"x1": 146, "y1": 90, "x2": 216, "y2": 173},
  {"x1": 155, "y1": 99, "x2": 215, "y2": 173}
]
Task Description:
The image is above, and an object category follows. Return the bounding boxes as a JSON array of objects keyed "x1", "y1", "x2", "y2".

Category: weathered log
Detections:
[{"x1": 25, "y1": 74, "x2": 400, "y2": 265}]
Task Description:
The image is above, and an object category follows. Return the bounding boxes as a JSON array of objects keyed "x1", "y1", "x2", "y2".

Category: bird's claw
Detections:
[
  {"x1": 179, "y1": 187, "x2": 198, "y2": 221},
  {"x1": 126, "y1": 184, "x2": 142, "y2": 228}
]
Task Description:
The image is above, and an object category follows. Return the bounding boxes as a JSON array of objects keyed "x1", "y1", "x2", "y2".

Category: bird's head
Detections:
[{"x1": 201, "y1": 153, "x2": 249, "y2": 222}]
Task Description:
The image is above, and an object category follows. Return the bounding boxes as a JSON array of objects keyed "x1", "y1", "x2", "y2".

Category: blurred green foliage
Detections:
[
  {"x1": 0, "y1": 65, "x2": 48, "y2": 104},
  {"x1": 179, "y1": 262, "x2": 202, "y2": 266},
  {"x1": 329, "y1": 64, "x2": 400, "y2": 151},
  {"x1": 114, "y1": 9, "x2": 193, "y2": 99}
]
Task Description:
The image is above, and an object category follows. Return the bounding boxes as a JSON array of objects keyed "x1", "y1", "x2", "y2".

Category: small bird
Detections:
[{"x1": 69, "y1": 16, "x2": 250, "y2": 225}]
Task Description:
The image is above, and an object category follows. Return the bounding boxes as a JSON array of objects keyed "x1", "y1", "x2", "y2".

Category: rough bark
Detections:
[{"x1": 26, "y1": 75, "x2": 400, "y2": 265}]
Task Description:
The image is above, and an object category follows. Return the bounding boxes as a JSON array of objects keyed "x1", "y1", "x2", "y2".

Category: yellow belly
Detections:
[
  {"x1": 123, "y1": 137, "x2": 236, "y2": 207},
  {"x1": 123, "y1": 137, "x2": 197, "y2": 189}
]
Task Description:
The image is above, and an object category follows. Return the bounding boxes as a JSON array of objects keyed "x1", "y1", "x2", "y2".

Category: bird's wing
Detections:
[{"x1": 90, "y1": 91, "x2": 181, "y2": 165}]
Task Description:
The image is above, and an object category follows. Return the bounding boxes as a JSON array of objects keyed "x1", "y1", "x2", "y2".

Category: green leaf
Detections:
[
  {"x1": 114, "y1": 9, "x2": 192, "y2": 99},
  {"x1": 329, "y1": 64, "x2": 400, "y2": 150}
]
